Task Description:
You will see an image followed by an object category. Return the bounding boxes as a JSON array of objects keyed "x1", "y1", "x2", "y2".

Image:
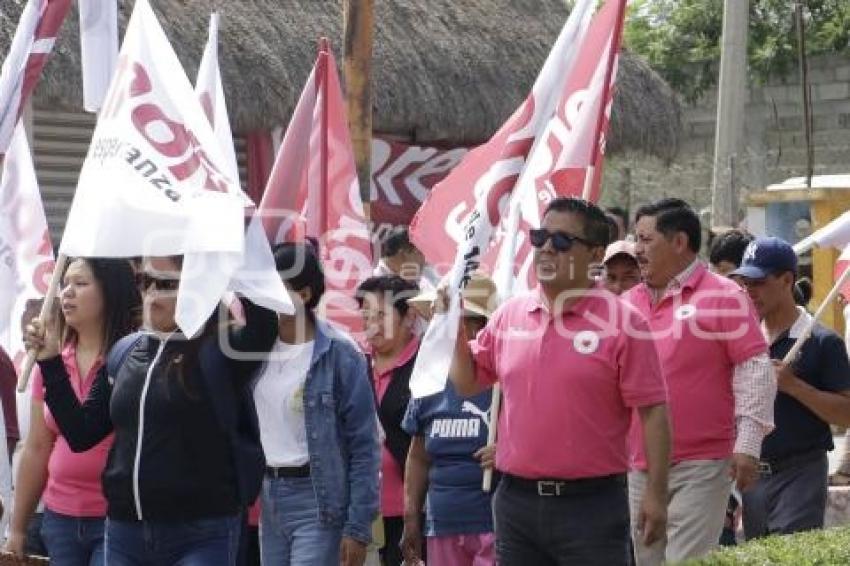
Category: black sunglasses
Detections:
[
  {"x1": 529, "y1": 228, "x2": 595, "y2": 252},
  {"x1": 138, "y1": 273, "x2": 180, "y2": 292}
]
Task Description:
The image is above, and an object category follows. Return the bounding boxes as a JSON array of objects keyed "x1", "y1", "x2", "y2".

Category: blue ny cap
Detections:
[{"x1": 730, "y1": 236, "x2": 798, "y2": 280}]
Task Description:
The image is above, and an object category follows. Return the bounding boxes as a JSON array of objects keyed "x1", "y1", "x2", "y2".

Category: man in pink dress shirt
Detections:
[{"x1": 624, "y1": 198, "x2": 775, "y2": 565}]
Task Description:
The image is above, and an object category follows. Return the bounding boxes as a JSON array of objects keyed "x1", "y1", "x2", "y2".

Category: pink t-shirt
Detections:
[
  {"x1": 32, "y1": 344, "x2": 113, "y2": 517},
  {"x1": 471, "y1": 289, "x2": 667, "y2": 479},
  {"x1": 373, "y1": 339, "x2": 419, "y2": 518},
  {"x1": 622, "y1": 263, "x2": 767, "y2": 468}
]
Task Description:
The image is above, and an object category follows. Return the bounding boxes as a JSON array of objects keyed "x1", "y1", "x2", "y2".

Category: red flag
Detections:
[
  {"x1": 410, "y1": 0, "x2": 627, "y2": 295},
  {"x1": 0, "y1": 0, "x2": 72, "y2": 154},
  {"x1": 259, "y1": 39, "x2": 373, "y2": 338}
]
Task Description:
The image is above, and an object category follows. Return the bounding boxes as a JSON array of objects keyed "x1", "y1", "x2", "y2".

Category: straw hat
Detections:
[{"x1": 408, "y1": 272, "x2": 498, "y2": 319}]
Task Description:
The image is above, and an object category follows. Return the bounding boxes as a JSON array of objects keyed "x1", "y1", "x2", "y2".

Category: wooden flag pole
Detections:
[
  {"x1": 341, "y1": 0, "x2": 374, "y2": 226},
  {"x1": 783, "y1": 262, "x2": 850, "y2": 364},
  {"x1": 482, "y1": 384, "x2": 501, "y2": 492},
  {"x1": 17, "y1": 253, "x2": 67, "y2": 392}
]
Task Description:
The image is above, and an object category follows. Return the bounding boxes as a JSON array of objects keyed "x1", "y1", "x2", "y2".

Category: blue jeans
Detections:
[
  {"x1": 260, "y1": 476, "x2": 342, "y2": 565},
  {"x1": 104, "y1": 514, "x2": 241, "y2": 566},
  {"x1": 40, "y1": 508, "x2": 105, "y2": 566}
]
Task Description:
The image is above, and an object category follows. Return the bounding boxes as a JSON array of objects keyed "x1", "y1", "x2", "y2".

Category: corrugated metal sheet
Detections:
[{"x1": 33, "y1": 108, "x2": 248, "y2": 249}]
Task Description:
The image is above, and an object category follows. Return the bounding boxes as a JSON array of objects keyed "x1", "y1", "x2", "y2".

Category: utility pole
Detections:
[
  {"x1": 711, "y1": 0, "x2": 749, "y2": 229},
  {"x1": 342, "y1": 0, "x2": 375, "y2": 223},
  {"x1": 795, "y1": 0, "x2": 814, "y2": 187}
]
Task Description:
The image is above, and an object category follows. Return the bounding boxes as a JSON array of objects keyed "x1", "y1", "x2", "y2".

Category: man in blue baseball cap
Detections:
[{"x1": 733, "y1": 236, "x2": 850, "y2": 539}]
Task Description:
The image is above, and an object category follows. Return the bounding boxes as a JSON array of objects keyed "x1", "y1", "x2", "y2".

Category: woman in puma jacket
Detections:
[{"x1": 34, "y1": 256, "x2": 277, "y2": 566}]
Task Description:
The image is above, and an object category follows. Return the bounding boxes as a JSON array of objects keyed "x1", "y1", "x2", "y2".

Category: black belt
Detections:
[
  {"x1": 503, "y1": 473, "x2": 626, "y2": 497},
  {"x1": 265, "y1": 464, "x2": 311, "y2": 478},
  {"x1": 759, "y1": 449, "x2": 825, "y2": 476}
]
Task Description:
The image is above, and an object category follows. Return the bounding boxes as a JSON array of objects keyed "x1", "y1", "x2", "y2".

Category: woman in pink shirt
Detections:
[
  {"x1": 5, "y1": 258, "x2": 140, "y2": 565},
  {"x1": 356, "y1": 275, "x2": 421, "y2": 566}
]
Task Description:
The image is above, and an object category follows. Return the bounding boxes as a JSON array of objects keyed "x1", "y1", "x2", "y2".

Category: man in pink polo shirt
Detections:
[
  {"x1": 447, "y1": 197, "x2": 671, "y2": 566},
  {"x1": 624, "y1": 198, "x2": 775, "y2": 565}
]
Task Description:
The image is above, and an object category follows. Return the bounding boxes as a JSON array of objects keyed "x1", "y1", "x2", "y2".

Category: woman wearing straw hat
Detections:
[{"x1": 399, "y1": 272, "x2": 499, "y2": 566}]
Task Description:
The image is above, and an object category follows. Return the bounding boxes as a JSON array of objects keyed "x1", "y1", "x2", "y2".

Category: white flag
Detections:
[
  {"x1": 182, "y1": 11, "x2": 291, "y2": 331},
  {"x1": 0, "y1": 123, "x2": 55, "y2": 439},
  {"x1": 195, "y1": 12, "x2": 238, "y2": 180},
  {"x1": 177, "y1": 13, "x2": 290, "y2": 331},
  {"x1": 793, "y1": 211, "x2": 850, "y2": 255},
  {"x1": 60, "y1": 0, "x2": 259, "y2": 336},
  {"x1": 79, "y1": 0, "x2": 118, "y2": 112}
]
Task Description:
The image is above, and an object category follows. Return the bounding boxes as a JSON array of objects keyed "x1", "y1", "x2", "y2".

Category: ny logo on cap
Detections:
[{"x1": 743, "y1": 241, "x2": 758, "y2": 263}]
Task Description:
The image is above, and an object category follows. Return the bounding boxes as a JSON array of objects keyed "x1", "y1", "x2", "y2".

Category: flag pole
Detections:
[
  {"x1": 17, "y1": 253, "x2": 67, "y2": 392},
  {"x1": 783, "y1": 263, "x2": 850, "y2": 364},
  {"x1": 341, "y1": 0, "x2": 374, "y2": 229},
  {"x1": 581, "y1": 0, "x2": 627, "y2": 202},
  {"x1": 482, "y1": 384, "x2": 501, "y2": 492}
]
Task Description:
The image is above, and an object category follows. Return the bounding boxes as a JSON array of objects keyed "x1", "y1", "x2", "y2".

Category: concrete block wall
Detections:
[{"x1": 600, "y1": 53, "x2": 850, "y2": 222}]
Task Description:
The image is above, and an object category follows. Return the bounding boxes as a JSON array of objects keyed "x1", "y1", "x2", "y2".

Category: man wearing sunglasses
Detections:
[
  {"x1": 445, "y1": 197, "x2": 671, "y2": 566},
  {"x1": 624, "y1": 198, "x2": 774, "y2": 565}
]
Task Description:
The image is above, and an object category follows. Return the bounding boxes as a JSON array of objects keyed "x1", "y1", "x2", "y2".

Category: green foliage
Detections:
[
  {"x1": 625, "y1": 0, "x2": 850, "y2": 103},
  {"x1": 683, "y1": 525, "x2": 850, "y2": 565}
]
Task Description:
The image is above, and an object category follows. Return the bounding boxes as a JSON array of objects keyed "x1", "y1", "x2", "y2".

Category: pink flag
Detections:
[
  {"x1": 259, "y1": 40, "x2": 373, "y2": 337},
  {"x1": 410, "y1": 0, "x2": 627, "y2": 295},
  {"x1": 0, "y1": 0, "x2": 72, "y2": 154}
]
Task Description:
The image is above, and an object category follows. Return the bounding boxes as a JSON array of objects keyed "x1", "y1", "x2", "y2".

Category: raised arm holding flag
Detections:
[
  {"x1": 19, "y1": 0, "x2": 292, "y2": 401},
  {"x1": 55, "y1": 0, "x2": 291, "y2": 344},
  {"x1": 20, "y1": 3, "x2": 292, "y2": 564},
  {"x1": 493, "y1": 0, "x2": 627, "y2": 296},
  {"x1": 407, "y1": 0, "x2": 627, "y2": 398}
]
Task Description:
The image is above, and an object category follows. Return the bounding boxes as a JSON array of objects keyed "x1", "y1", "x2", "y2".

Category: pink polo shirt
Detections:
[
  {"x1": 373, "y1": 338, "x2": 419, "y2": 518},
  {"x1": 471, "y1": 289, "x2": 667, "y2": 480},
  {"x1": 622, "y1": 263, "x2": 767, "y2": 468},
  {"x1": 32, "y1": 343, "x2": 113, "y2": 517}
]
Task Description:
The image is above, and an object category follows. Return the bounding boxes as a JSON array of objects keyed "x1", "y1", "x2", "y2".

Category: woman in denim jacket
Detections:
[{"x1": 255, "y1": 242, "x2": 380, "y2": 566}]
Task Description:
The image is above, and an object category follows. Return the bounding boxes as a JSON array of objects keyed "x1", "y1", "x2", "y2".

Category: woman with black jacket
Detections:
[{"x1": 26, "y1": 256, "x2": 277, "y2": 566}]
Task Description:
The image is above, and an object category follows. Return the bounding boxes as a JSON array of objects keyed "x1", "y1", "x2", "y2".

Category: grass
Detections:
[{"x1": 683, "y1": 526, "x2": 850, "y2": 565}]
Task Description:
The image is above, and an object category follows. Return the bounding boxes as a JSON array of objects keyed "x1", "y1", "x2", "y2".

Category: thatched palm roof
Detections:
[{"x1": 1, "y1": 0, "x2": 681, "y2": 160}]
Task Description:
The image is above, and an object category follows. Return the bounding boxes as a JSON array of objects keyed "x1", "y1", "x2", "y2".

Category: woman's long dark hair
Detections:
[
  {"x1": 272, "y1": 241, "x2": 326, "y2": 317},
  {"x1": 59, "y1": 258, "x2": 141, "y2": 353}
]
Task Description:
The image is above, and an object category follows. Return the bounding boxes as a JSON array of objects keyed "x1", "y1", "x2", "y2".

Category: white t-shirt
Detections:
[{"x1": 253, "y1": 339, "x2": 315, "y2": 467}]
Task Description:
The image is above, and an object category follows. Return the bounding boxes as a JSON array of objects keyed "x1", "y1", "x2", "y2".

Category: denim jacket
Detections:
[{"x1": 301, "y1": 320, "x2": 380, "y2": 544}]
